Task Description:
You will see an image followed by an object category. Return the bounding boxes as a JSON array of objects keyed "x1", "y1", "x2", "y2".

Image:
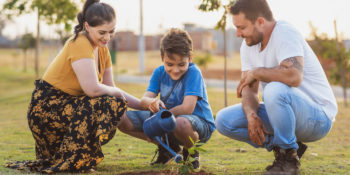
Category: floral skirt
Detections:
[{"x1": 5, "y1": 80, "x2": 127, "y2": 173}]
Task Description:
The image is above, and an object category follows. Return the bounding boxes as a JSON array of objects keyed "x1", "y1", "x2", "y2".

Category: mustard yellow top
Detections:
[{"x1": 42, "y1": 34, "x2": 112, "y2": 96}]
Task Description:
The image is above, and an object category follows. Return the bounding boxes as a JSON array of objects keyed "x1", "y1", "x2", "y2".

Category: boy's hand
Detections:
[{"x1": 148, "y1": 99, "x2": 166, "y2": 113}]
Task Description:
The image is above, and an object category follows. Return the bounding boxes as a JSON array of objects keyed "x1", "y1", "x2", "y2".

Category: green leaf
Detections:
[
  {"x1": 195, "y1": 142, "x2": 205, "y2": 146},
  {"x1": 188, "y1": 136, "x2": 195, "y2": 145},
  {"x1": 195, "y1": 147, "x2": 207, "y2": 152},
  {"x1": 188, "y1": 148, "x2": 195, "y2": 155}
]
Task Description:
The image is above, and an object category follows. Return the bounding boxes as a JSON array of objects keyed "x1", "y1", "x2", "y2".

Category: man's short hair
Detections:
[
  {"x1": 160, "y1": 28, "x2": 193, "y2": 60},
  {"x1": 230, "y1": 0, "x2": 274, "y2": 23}
]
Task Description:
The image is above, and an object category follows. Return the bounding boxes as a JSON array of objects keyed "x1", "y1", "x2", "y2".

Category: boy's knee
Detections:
[{"x1": 175, "y1": 117, "x2": 192, "y2": 133}]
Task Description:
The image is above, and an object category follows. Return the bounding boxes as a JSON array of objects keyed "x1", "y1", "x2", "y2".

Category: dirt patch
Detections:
[{"x1": 117, "y1": 169, "x2": 215, "y2": 175}]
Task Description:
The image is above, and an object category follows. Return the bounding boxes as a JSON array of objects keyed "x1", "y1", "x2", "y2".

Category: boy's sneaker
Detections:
[
  {"x1": 182, "y1": 148, "x2": 200, "y2": 170},
  {"x1": 150, "y1": 143, "x2": 181, "y2": 165}
]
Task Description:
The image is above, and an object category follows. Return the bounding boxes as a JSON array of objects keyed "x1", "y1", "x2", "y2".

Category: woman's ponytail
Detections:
[
  {"x1": 73, "y1": 12, "x2": 84, "y2": 40},
  {"x1": 72, "y1": 0, "x2": 101, "y2": 41}
]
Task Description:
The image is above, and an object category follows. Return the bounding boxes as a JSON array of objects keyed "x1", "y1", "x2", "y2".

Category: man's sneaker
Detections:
[
  {"x1": 150, "y1": 142, "x2": 181, "y2": 165},
  {"x1": 265, "y1": 142, "x2": 307, "y2": 171},
  {"x1": 182, "y1": 148, "x2": 200, "y2": 170},
  {"x1": 297, "y1": 142, "x2": 308, "y2": 159},
  {"x1": 265, "y1": 147, "x2": 300, "y2": 175},
  {"x1": 265, "y1": 146, "x2": 285, "y2": 172}
]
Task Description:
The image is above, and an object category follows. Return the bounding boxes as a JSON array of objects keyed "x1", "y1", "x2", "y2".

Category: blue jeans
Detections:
[
  {"x1": 215, "y1": 82, "x2": 332, "y2": 151},
  {"x1": 126, "y1": 110, "x2": 213, "y2": 143}
]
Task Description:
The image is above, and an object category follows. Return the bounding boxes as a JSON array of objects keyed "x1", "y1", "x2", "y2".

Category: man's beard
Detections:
[{"x1": 245, "y1": 28, "x2": 263, "y2": 46}]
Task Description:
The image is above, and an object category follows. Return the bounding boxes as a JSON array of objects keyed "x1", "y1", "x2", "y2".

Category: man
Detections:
[{"x1": 215, "y1": 0, "x2": 337, "y2": 174}]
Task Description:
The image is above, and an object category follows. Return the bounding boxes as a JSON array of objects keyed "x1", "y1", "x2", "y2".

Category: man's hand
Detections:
[
  {"x1": 237, "y1": 70, "x2": 257, "y2": 98},
  {"x1": 148, "y1": 98, "x2": 166, "y2": 113},
  {"x1": 247, "y1": 113, "x2": 269, "y2": 146}
]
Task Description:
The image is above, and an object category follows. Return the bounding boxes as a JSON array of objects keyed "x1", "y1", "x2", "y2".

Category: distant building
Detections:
[
  {"x1": 145, "y1": 34, "x2": 162, "y2": 50},
  {"x1": 114, "y1": 31, "x2": 138, "y2": 51},
  {"x1": 184, "y1": 23, "x2": 242, "y2": 58},
  {"x1": 114, "y1": 31, "x2": 161, "y2": 51},
  {"x1": 112, "y1": 23, "x2": 243, "y2": 57}
]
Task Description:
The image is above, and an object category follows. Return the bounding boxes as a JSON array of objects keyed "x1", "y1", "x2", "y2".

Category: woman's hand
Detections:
[{"x1": 113, "y1": 89, "x2": 126, "y2": 101}]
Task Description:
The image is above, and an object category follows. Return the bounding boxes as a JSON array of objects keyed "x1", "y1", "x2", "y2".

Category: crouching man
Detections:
[{"x1": 215, "y1": 0, "x2": 338, "y2": 174}]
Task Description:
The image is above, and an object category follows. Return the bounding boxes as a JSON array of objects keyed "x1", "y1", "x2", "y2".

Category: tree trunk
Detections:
[
  {"x1": 138, "y1": 0, "x2": 145, "y2": 74},
  {"x1": 223, "y1": 29, "x2": 227, "y2": 107},
  {"x1": 342, "y1": 83, "x2": 347, "y2": 107},
  {"x1": 35, "y1": 10, "x2": 40, "y2": 79},
  {"x1": 340, "y1": 66, "x2": 348, "y2": 107},
  {"x1": 23, "y1": 49, "x2": 27, "y2": 72}
]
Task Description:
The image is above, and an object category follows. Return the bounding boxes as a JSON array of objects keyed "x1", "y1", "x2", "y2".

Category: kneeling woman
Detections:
[{"x1": 6, "y1": 0, "x2": 141, "y2": 173}]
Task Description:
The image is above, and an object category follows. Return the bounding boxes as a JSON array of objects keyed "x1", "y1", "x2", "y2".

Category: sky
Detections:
[{"x1": 1, "y1": 0, "x2": 350, "y2": 40}]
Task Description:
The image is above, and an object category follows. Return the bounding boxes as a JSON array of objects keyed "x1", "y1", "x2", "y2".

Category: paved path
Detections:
[{"x1": 116, "y1": 74, "x2": 350, "y2": 100}]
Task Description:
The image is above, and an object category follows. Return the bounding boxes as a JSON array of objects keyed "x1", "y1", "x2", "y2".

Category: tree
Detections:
[
  {"x1": 0, "y1": 16, "x2": 6, "y2": 36},
  {"x1": 193, "y1": 51, "x2": 213, "y2": 70},
  {"x1": 2, "y1": 0, "x2": 80, "y2": 78},
  {"x1": 55, "y1": 28, "x2": 71, "y2": 46},
  {"x1": 198, "y1": 0, "x2": 236, "y2": 107},
  {"x1": 19, "y1": 33, "x2": 36, "y2": 72},
  {"x1": 309, "y1": 21, "x2": 350, "y2": 107}
]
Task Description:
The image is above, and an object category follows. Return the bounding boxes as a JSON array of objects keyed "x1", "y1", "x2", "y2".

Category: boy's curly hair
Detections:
[{"x1": 160, "y1": 28, "x2": 193, "y2": 60}]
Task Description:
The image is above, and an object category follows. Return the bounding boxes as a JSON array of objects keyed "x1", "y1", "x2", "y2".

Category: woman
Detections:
[{"x1": 6, "y1": 0, "x2": 141, "y2": 173}]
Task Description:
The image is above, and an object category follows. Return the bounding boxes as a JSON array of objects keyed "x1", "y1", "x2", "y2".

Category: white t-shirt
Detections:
[{"x1": 240, "y1": 20, "x2": 337, "y2": 122}]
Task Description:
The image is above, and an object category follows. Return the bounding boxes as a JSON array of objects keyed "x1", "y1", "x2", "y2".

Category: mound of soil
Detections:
[{"x1": 118, "y1": 169, "x2": 215, "y2": 175}]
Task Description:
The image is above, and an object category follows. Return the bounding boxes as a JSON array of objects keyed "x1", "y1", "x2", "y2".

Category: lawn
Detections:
[{"x1": 0, "y1": 66, "x2": 350, "y2": 175}]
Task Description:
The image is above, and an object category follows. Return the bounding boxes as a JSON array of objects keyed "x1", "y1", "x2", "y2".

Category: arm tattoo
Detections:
[{"x1": 284, "y1": 57, "x2": 303, "y2": 72}]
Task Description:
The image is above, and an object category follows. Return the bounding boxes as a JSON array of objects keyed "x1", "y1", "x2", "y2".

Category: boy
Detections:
[{"x1": 118, "y1": 28, "x2": 215, "y2": 169}]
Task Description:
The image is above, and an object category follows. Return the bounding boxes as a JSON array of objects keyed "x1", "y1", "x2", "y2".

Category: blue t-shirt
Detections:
[{"x1": 147, "y1": 63, "x2": 215, "y2": 132}]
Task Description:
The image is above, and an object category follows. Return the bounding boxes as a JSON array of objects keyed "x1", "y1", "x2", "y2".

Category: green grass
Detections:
[{"x1": 1, "y1": 67, "x2": 350, "y2": 175}]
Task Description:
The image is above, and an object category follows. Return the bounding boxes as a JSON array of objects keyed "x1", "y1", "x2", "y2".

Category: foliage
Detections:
[
  {"x1": 0, "y1": 16, "x2": 6, "y2": 35},
  {"x1": 19, "y1": 33, "x2": 36, "y2": 72},
  {"x1": 194, "y1": 52, "x2": 213, "y2": 70},
  {"x1": 198, "y1": 0, "x2": 237, "y2": 106},
  {"x1": 198, "y1": 0, "x2": 236, "y2": 31},
  {"x1": 2, "y1": 0, "x2": 80, "y2": 32},
  {"x1": 177, "y1": 137, "x2": 206, "y2": 175},
  {"x1": 2, "y1": 0, "x2": 81, "y2": 77},
  {"x1": 308, "y1": 22, "x2": 350, "y2": 106},
  {"x1": 55, "y1": 28, "x2": 71, "y2": 45},
  {"x1": 19, "y1": 33, "x2": 36, "y2": 51}
]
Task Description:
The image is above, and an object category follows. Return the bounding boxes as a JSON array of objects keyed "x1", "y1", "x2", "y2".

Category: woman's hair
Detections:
[
  {"x1": 73, "y1": 0, "x2": 116, "y2": 40},
  {"x1": 160, "y1": 28, "x2": 193, "y2": 60}
]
